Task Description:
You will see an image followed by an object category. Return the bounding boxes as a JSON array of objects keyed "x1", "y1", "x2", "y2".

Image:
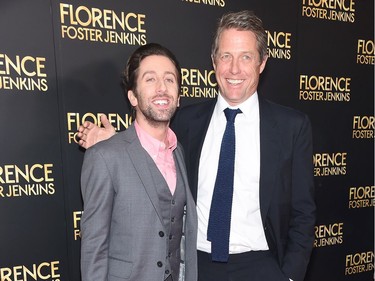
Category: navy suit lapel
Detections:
[
  {"x1": 185, "y1": 100, "x2": 216, "y2": 200},
  {"x1": 187, "y1": 100, "x2": 215, "y2": 146},
  {"x1": 259, "y1": 98, "x2": 281, "y2": 224}
]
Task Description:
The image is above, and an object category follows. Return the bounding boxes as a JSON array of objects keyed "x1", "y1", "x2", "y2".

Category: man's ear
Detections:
[
  {"x1": 211, "y1": 55, "x2": 217, "y2": 71},
  {"x1": 259, "y1": 55, "x2": 268, "y2": 74},
  {"x1": 128, "y1": 90, "x2": 138, "y2": 106}
]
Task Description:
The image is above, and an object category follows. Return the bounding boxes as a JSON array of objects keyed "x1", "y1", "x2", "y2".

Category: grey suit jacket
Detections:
[{"x1": 80, "y1": 125, "x2": 198, "y2": 281}]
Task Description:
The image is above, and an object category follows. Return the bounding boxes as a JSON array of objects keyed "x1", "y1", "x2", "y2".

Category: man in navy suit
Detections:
[{"x1": 78, "y1": 10, "x2": 315, "y2": 281}]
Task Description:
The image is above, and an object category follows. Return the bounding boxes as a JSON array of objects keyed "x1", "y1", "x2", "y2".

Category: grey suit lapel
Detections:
[
  {"x1": 259, "y1": 98, "x2": 282, "y2": 224},
  {"x1": 174, "y1": 145, "x2": 194, "y2": 208},
  {"x1": 124, "y1": 126, "x2": 164, "y2": 225},
  {"x1": 173, "y1": 146, "x2": 187, "y2": 189}
]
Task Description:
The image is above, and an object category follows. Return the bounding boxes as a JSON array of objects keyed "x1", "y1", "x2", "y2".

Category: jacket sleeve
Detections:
[
  {"x1": 282, "y1": 114, "x2": 316, "y2": 281},
  {"x1": 80, "y1": 146, "x2": 114, "y2": 281}
]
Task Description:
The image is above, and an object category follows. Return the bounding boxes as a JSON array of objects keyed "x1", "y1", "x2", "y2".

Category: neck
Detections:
[{"x1": 136, "y1": 117, "x2": 169, "y2": 142}]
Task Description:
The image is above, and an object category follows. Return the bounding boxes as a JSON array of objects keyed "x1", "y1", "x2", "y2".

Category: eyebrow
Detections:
[
  {"x1": 220, "y1": 50, "x2": 255, "y2": 55},
  {"x1": 141, "y1": 70, "x2": 177, "y2": 78}
]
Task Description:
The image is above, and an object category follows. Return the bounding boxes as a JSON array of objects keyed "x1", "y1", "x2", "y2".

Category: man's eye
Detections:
[{"x1": 220, "y1": 54, "x2": 231, "y2": 61}]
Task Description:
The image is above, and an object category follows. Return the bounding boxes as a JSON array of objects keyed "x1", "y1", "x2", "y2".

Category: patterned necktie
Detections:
[{"x1": 207, "y1": 107, "x2": 242, "y2": 262}]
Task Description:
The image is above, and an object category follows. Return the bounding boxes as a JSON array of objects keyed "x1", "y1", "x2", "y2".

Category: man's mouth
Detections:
[
  {"x1": 227, "y1": 79, "x2": 244, "y2": 85},
  {"x1": 153, "y1": 99, "x2": 169, "y2": 105}
]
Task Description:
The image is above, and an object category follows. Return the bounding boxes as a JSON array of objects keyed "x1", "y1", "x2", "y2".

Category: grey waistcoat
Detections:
[{"x1": 150, "y1": 155, "x2": 187, "y2": 281}]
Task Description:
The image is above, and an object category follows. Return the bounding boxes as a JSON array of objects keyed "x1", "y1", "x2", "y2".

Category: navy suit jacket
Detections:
[{"x1": 171, "y1": 96, "x2": 316, "y2": 281}]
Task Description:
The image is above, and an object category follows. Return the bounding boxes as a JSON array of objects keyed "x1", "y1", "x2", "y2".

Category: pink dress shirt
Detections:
[{"x1": 134, "y1": 121, "x2": 177, "y2": 195}]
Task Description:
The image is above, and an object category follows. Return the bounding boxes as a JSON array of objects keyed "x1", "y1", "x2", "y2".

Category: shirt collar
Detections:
[
  {"x1": 216, "y1": 91, "x2": 259, "y2": 118},
  {"x1": 134, "y1": 120, "x2": 177, "y2": 156}
]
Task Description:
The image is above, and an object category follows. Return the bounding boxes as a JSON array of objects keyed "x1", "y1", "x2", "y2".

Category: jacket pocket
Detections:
[{"x1": 108, "y1": 257, "x2": 133, "y2": 280}]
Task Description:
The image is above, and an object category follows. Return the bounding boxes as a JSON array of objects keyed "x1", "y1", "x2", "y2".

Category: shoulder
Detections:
[
  {"x1": 175, "y1": 99, "x2": 216, "y2": 117},
  {"x1": 259, "y1": 98, "x2": 313, "y2": 140},
  {"x1": 86, "y1": 128, "x2": 136, "y2": 157},
  {"x1": 260, "y1": 97, "x2": 310, "y2": 124},
  {"x1": 173, "y1": 100, "x2": 216, "y2": 127}
]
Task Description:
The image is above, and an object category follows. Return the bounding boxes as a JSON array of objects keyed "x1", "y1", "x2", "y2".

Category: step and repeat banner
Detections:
[{"x1": 0, "y1": 0, "x2": 373, "y2": 280}]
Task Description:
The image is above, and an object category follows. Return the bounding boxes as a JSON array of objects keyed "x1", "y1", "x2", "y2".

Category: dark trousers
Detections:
[{"x1": 197, "y1": 250, "x2": 289, "y2": 281}]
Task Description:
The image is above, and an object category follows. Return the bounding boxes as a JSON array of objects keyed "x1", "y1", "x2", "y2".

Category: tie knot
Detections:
[{"x1": 224, "y1": 108, "x2": 242, "y2": 123}]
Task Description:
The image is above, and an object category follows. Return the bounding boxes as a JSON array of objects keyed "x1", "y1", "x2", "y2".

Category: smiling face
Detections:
[
  {"x1": 128, "y1": 55, "x2": 180, "y2": 127},
  {"x1": 212, "y1": 28, "x2": 268, "y2": 106}
]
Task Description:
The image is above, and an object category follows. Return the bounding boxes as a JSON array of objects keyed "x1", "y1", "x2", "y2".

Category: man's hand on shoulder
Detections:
[{"x1": 77, "y1": 114, "x2": 116, "y2": 149}]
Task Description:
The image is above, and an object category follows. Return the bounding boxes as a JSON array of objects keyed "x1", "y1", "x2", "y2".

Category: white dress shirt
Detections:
[{"x1": 197, "y1": 92, "x2": 269, "y2": 254}]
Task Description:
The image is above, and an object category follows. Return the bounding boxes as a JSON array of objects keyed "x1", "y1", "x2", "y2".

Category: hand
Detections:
[{"x1": 77, "y1": 114, "x2": 116, "y2": 149}]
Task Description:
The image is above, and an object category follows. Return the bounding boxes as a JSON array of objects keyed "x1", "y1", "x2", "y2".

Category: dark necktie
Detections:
[{"x1": 207, "y1": 107, "x2": 242, "y2": 262}]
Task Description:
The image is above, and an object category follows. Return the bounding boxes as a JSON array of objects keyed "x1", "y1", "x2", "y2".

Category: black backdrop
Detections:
[{"x1": 0, "y1": 0, "x2": 373, "y2": 280}]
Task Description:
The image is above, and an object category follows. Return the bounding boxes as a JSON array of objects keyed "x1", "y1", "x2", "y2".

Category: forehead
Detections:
[
  {"x1": 139, "y1": 55, "x2": 177, "y2": 75},
  {"x1": 218, "y1": 28, "x2": 258, "y2": 52}
]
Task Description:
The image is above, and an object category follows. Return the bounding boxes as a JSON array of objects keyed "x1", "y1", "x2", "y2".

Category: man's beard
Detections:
[{"x1": 137, "y1": 96, "x2": 177, "y2": 128}]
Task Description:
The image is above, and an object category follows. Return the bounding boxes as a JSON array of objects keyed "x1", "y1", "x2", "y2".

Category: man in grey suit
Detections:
[{"x1": 80, "y1": 43, "x2": 197, "y2": 281}]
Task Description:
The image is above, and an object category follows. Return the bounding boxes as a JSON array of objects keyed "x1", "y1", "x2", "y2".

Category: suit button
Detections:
[
  {"x1": 157, "y1": 261, "x2": 163, "y2": 267},
  {"x1": 171, "y1": 217, "x2": 175, "y2": 222},
  {"x1": 169, "y1": 234, "x2": 173, "y2": 240},
  {"x1": 159, "y1": 231, "x2": 165, "y2": 237},
  {"x1": 165, "y1": 270, "x2": 170, "y2": 274},
  {"x1": 171, "y1": 200, "x2": 175, "y2": 205}
]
